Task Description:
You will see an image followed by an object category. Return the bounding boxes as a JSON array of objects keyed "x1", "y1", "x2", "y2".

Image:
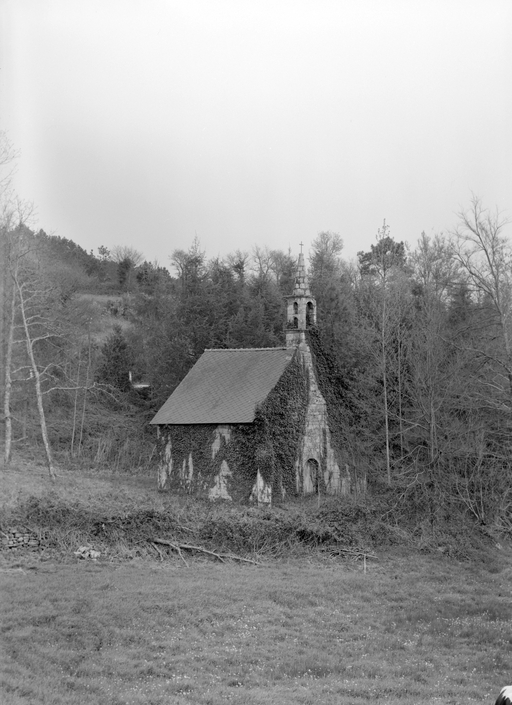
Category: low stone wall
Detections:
[{"x1": 1, "y1": 527, "x2": 41, "y2": 550}]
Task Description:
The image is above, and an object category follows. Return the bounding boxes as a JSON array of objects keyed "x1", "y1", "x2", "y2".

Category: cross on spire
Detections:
[{"x1": 299, "y1": 241, "x2": 304, "y2": 253}]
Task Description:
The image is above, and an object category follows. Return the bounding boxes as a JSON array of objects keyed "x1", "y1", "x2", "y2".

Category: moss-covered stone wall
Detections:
[
  {"x1": 306, "y1": 327, "x2": 366, "y2": 494},
  {"x1": 295, "y1": 336, "x2": 345, "y2": 495}
]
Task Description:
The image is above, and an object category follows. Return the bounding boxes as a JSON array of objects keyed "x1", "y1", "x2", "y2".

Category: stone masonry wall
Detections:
[{"x1": 297, "y1": 340, "x2": 344, "y2": 495}]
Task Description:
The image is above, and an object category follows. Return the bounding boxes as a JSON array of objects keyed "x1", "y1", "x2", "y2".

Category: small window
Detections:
[
  {"x1": 293, "y1": 316, "x2": 298, "y2": 329},
  {"x1": 293, "y1": 301, "x2": 299, "y2": 314},
  {"x1": 306, "y1": 301, "x2": 314, "y2": 327}
]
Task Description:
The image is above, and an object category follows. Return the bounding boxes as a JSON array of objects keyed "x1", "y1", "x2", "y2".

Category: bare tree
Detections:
[
  {"x1": 171, "y1": 238, "x2": 206, "y2": 291},
  {"x1": 12, "y1": 251, "x2": 56, "y2": 477},
  {"x1": 1, "y1": 131, "x2": 32, "y2": 466},
  {"x1": 411, "y1": 231, "x2": 458, "y2": 301},
  {"x1": 110, "y1": 245, "x2": 144, "y2": 266},
  {"x1": 310, "y1": 231, "x2": 343, "y2": 280},
  {"x1": 251, "y1": 245, "x2": 273, "y2": 282},
  {"x1": 360, "y1": 221, "x2": 394, "y2": 483},
  {"x1": 3, "y1": 223, "x2": 99, "y2": 474},
  {"x1": 0, "y1": 133, "x2": 16, "y2": 444},
  {"x1": 451, "y1": 196, "x2": 512, "y2": 403},
  {"x1": 404, "y1": 232, "x2": 461, "y2": 468},
  {"x1": 3, "y1": 228, "x2": 17, "y2": 465},
  {"x1": 356, "y1": 222, "x2": 413, "y2": 483}
]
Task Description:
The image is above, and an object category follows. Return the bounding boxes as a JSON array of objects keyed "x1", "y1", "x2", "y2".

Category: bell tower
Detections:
[{"x1": 285, "y1": 244, "x2": 316, "y2": 348}]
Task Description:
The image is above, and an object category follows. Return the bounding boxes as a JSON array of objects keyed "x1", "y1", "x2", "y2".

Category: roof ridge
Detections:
[{"x1": 203, "y1": 347, "x2": 288, "y2": 352}]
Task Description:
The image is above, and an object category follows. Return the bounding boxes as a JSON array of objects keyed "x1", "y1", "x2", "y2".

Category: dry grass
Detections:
[
  {"x1": 1, "y1": 458, "x2": 512, "y2": 704},
  {"x1": 0, "y1": 458, "x2": 159, "y2": 513}
]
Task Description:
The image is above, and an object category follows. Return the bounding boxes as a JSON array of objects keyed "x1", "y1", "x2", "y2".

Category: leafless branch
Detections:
[{"x1": 152, "y1": 538, "x2": 259, "y2": 565}]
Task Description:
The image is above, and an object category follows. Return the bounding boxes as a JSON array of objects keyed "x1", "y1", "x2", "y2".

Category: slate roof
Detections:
[{"x1": 150, "y1": 347, "x2": 295, "y2": 425}]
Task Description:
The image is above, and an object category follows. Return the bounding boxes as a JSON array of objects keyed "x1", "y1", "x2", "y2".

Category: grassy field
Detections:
[{"x1": 1, "y1": 460, "x2": 511, "y2": 704}]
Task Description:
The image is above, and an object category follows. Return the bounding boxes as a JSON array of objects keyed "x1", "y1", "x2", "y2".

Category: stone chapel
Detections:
[{"x1": 150, "y1": 250, "x2": 350, "y2": 503}]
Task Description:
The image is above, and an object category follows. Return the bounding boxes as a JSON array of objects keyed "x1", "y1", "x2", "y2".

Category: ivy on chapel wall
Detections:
[{"x1": 155, "y1": 352, "x2": 309, "y2": 502}]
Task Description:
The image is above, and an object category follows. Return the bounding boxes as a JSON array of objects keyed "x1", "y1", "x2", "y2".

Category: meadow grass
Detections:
[
  {"x1": 0, "y1": 458, "x2": 160, "y2": 513},
  {"x1": 1, "y1": 551, "x2": 511, "y2": 705},
  {"x1": 1, "y1": 458, "x2": 511, "y2": 704}
]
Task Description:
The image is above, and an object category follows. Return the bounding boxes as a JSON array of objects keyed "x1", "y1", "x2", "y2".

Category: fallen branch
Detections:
[
  {"x1": 328, "y1": 546, "x2": 377, "y2": 559},
  {"x1": 152, "y1": 539, "x2": 189, "y2": 567},
  {"x1": 152, "y1": 538, "x2": 259, "y2": 565},
  {"x1": 173, "y1": 543, "x2": 190, "y2": 568},
  {"x1": 151, "y1": 541, "x2": 165, "y2": 562}
]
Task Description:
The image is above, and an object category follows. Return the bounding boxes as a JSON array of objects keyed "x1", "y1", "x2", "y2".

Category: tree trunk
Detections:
[
  {"x1": 381, "y1": 283, "x2": 391, "y2": 485},
  {"x1": 13, "y1": 273, "x2": 56, "y2": 479},
  {"x1": 70, "y1": 348, "x2": 82, "y2": 456},
  {"x1": 3, "y1": 274, "x2": 16, "y2": 465},
  {"x1": 78, "y1": 322, "x2": 92, "y2": 453},
  {"x1": 397, "y1": 334, "x2": 404, "y2": 459}
]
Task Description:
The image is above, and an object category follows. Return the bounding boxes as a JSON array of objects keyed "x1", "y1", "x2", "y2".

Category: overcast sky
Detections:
[{"x1": 1, "y1": 0, "x2": 511, "y2": 269}]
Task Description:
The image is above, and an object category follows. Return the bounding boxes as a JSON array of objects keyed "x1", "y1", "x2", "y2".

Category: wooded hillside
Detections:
[{"x1": 1, "y1": 162, "x2": 511, "y2": 538}]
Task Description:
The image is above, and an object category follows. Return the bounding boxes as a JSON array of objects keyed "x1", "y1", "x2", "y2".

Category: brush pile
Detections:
[
  {"x1": 0, "y1": 493, "x2": 380, "y2": 562},
  {"x1": 0, "y1": 476, "x2": 497, "y2": 563}
]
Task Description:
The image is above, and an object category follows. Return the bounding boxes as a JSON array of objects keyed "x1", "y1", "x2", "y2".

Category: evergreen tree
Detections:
[
  {"x1": 96, "y1": 325, "x2": 133, "y2": 392},
  {"x1": 358, "y1": 224, "x2": 408, "y2": 277}
]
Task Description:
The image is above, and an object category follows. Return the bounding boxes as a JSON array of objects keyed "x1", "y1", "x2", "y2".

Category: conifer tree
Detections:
[{"x1": 96, "y1": 325, "x2": 133, "y2": 393}]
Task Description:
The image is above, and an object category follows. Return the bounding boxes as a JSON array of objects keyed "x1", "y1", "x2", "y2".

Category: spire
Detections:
[
  {"x1": 285, "y1": 246, "x2": 317, "y2": 347},
  {"x1": 292, "y1": 251, "x2": 311, "y2": 297}
]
